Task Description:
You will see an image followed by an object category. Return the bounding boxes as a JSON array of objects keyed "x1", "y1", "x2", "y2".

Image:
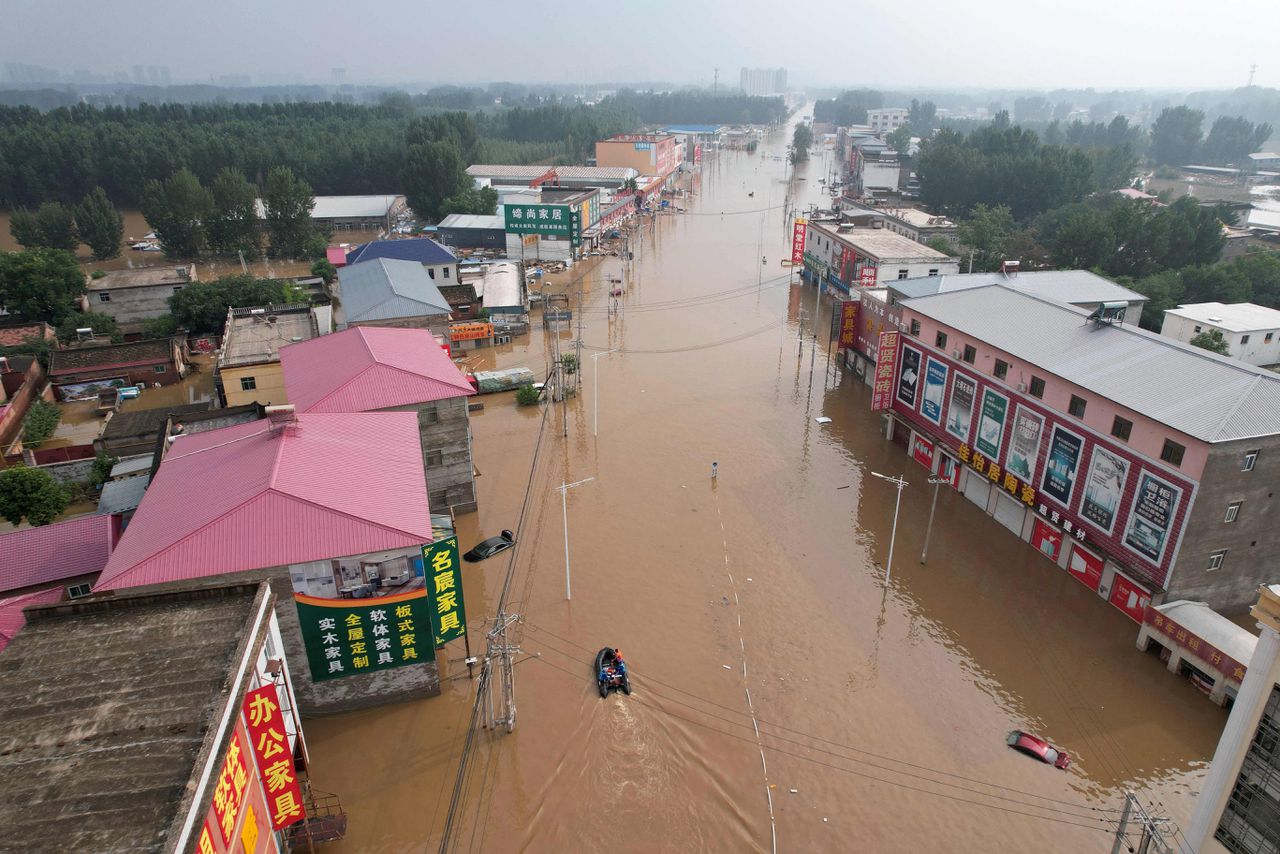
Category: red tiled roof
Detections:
[
  {"x1": 281, "y1": 326, "x2": 473, "y2": 414},
  {"x1": 0, "y1": 587, "x2": 65, "y2": 652},
  {"x1": 0, "y1": 323, "x2": 53, "y2": 347},
  {"x1": 94, "y1": 412, "x2": 431, "y2": 591},
  {"x1": 50, "y1": 339, "x2": 174, "y2": 375},
  {"x1": 0, "y1": 513, "x2": 119, "y2": 594}
]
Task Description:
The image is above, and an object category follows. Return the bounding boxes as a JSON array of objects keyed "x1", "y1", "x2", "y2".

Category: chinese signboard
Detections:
[
  {"x1": 871, "y1": 330, "x2": 900, "y2": 411},
  {"x1": 423, "y1": 537, "x2": 467, "y2": 646},
  {"x1": 945, "y1": 373, "x2": 975, "y2": 442},
  {"x1": 1067, "y1": 543, "x2": 1104, "y2": 591},
  {"x1": 920, "y1": 358, "x2": 948, "y2": 425},
  {"x1": 1005, "y1": 405, "x2": 1044, "y2": 484},
  {"x1": 503, "y1": 204, "x2": 582, "y2": 245},
  {"x1": 791, "y1": 218, "x2": 807, "y2": 264},
  {"x1": 294, "y1": 589, "x2": 435, "y2": 682},
  {"x1": 837, "y1": 300, "x2": 859, "y2": 349},
  {"x1": 1109, "y1": 572, "x2": 1151, "y2": 623},
  {"x1": 975, "y1": 388, "x2": 1008, "y2": 459},
  {"x1": 910, "y1": 432, "x2": 935, "y2": 470},
  {"x1": 1030, "y1": 517, "x2": 1064, "y2": 561},
  {"x1": 243, "y1": 684, "x2": 306, "y2": 831},
  {"x1": 450, "y1": 322, "x2": 494, "y2": 342},
  {"x1": 1124, "y1": 471, "x2": 1183, "y2": 564},
  {"x1": 858, "y1": 265, "x2": 878, "y2": 287},
  {"x1": 211, "y1": 722, "x2": 251, "y2": 847},
  {"x1": 1146, "y1": 606, "x2": 1248, "y2": 682},
  {"x1": 1081, "y1": 446, "x2": 1130, "y2": 535},
  {"x1": 896, "y1": 345, "x2": 921, "y2": 409},
  {"x1": 1041, "y1": 425, "x2": 1083, "y2": 508}
]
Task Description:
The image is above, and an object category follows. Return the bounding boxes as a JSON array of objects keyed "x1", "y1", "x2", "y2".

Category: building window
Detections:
[
  {"x1": 425, "y1": 449, "x2": 443, "y2": 468},
  {"x1": 994, "y1": 359, "x2": 1008, "y2": 380},
  {"x1": 909, "y1": 319, "x2": 920, "y2": 336},
  {"x1": 173, "y1": 286, "x2": 183, "y2": 294},
  {"x1": 1068, "y1": 395, "x2": 1087, "y2": 418},
  {"x1": 935, "y1": 331, "x2": 948, "y2": 349},
  {"x1": 423, "y1": 405, "x2": 439, "y2": 424},
  {"x1": 67, "y1": 583, "x2": 91, "y2": 599},
  {"x1": 1029, "y1": 376, "x2": 1045, "y2": 399},
  {"x1": 928, "y1": 268, "x2": 939, "y2": 276},
  {"x1": 1194, "y1": 325, "x2": 1202, "y2": 333},
  {"x1": 897, "y1": 269, "x2": 909, "y2": 280},
  {"x1": 1242, "y1": 334, "x2": 1251, "y2": 345},
  {"x1": 1244, "y1": 450, "x2": 1260, "y2": 472},
  {"x1": 1111, "y1": 416, "x2": 1133, "y2": 441},
  {"x1": 1208, "y1": 550, "x2": 1227, "y2": 571},
  {"x1": 98, "y1": 292, "x2": 111, "y2": 302},
  {"x1": 428, "y1": 268, "x2": 436, "y2": 279},
  {"x1": 962, "y1": 345, "x2": 976, "y2": 364},
  {"x1": 1161, "y1": 439, "x2": 1185, "y2": 466},
  {"x1": 444, "y1": 267, "x2": 451, "y2": 279},
  {"x1": 240, "y1": 376, "x2": 256, "y2": 391},
  {"x1": 153, "y1": 365, "x2": 166, "y2": 374},
  {"x1": 1225, "y1": 501, "x2": 1243, "y2": 523}
]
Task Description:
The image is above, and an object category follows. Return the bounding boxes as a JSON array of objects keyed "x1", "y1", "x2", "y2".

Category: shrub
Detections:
[
  {"x1": 21, "y1": 398, "x2": 61, "y2": 447},
  {"x1": 515, "y1": 384, "x2": 541, "y2": 406}
]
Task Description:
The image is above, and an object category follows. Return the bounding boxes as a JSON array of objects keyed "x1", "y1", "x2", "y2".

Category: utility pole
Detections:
[
  {"x1": 920, "y1": 475, "x2": 951, "y2": 564},
  {"x1": 869, "y1": 471, "x2": 907, "y2": 584},
  {"x1": 1111, "y1": 791, "x2": 1175, "y2": 854},
  {"x1": 479, "y1": 612, "x2": 520, "y2": 732},
  {"x1": 592, "y1": 348, "x2": 618, "y2": 437},
  {"x1": 555, "y1": 477, "x2": 595, "y2": 600},
  {"x1": 713, "y1": 67, "x2": 719, "y2": 93}
]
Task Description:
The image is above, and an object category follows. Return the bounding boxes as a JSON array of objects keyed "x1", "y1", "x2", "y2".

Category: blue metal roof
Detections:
[
  {"x1": 339, "y1": 259, "x2": 452, "y2": 323},
  {"x1": 346, "y1": 238, "x2": 458, "y2": 267}
]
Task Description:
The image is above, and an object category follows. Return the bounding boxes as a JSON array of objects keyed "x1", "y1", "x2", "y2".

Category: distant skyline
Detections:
[{"x1": 2, "y1": 0, "x2": 1274, "y2": 92}]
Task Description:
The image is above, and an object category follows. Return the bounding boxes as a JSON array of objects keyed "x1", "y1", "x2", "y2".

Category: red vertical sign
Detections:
[
  {"x1": 243, "y1": 684, "x2": 306, "y2": 831},
  {"x1": 838, "y1": 300, "x2": 859, "y2": 349},
  {"x1": 859, "y1": 265, "x2": 878, "y2": 287},
  {"x1": 871, "y1": 330, "x2": 900, "y2": 411},
  {"x1": 1066, "y1": 544, "x2": 1103, "y2": 592},
  {"x1": 1109, "y1": 573, "x2": 1151, "y2": 624},
  {"x1": 209, "y1": 721, "x2": 251, "y2": 847},
  {"x1": 791, "y1": 218, "x2": 807, "y2": 264}
]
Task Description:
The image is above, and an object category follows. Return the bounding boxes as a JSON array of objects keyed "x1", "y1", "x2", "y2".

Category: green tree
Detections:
[
  {"x1": 56, "y1": 311, "x2": 122, "y2": 344},
  {"x1": 402, "y1": 141, "x2": 469, "y2": 222},
  {"x1": 0, "y1": 248, "x2": 86, "y2": 322},
  {"x1": 515, "y1": 384, "x2": 540, "y2": 406},
  {"x1": 140, "y1": 169, "x2": 212, "y2": 258},
  {"x1": 207, "y1": 167, "x2": 261, "y2": 259},
  {"x1": 907, "y1": 99, "x2": 937, "y2": 134},
  {"x1": 1128, "y1": 270, "x2": 1187, "y2": 331},
  {"x1": 791, "y1": 124, "x2": 813, "y2": 162},
  {"x1": 21, "y1": 399, "x2": 61, "y2": 447},
  {"x1": 1189, "y1": 329, "x2": 1231, "y2": 355},
  {"x1": 1150, "y1": 106, "x2": 1204, "y2": 165},
  {"x1": 88, "y1": 452, "x2": 118, "y2": 491},
  {"x1": 75, "y1": 187, "x2": 124, "y2": 260},
  {"x1": 142, "y1": 314, "x2": 179, "y2": 337},
  {"x1": 167, "y1": 275, "x2": 296, "y2": 333},
  {"x1": 1044, "y1": 208, "x2": 1115, "y2": 269},
  {"x1": 0, "y1": 466, "x2": 68, "y2": 527},
  {"x1": 9, "y1": 208, "x2": 41, "y2": 247},
  {"x1": 33, "y1": 202, "x2": 80, "y2": 252},
  {"x1": 311, "y1": 259, "x2": 337, "y2": 285},
  {"x1": 440, "y1": 185, "x2": 499, "y2": 218},
  {"x1": 956, "y1": 204, "x2": 1017, "y2": 272},
  {"x1": 887, "y1": 125, "x2": 913, "y2": 155},
  {"x1": 1202, "y1": 116, "x2": 1273, "y2": 166},
  {"x1": 262, "y1": 166, "x2": 315, "y2": 259}
]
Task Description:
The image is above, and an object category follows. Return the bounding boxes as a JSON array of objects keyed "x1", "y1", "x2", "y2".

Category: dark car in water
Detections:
[
  {"x1": 463, "y1": 530, "x2": 515, "y2": 562},
  {"x1": 1006, "y1": 730, "x2": 1071, "y2": 769}
]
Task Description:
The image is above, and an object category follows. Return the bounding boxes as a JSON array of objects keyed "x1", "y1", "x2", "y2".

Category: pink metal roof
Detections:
[
  {"x1": 281, "y1": 326, "x2": 474, "y2": 414},
  {"x1": 94, "y1": 412, "x2": 431, "y2": 591},
  {"x1": 0, "y1": 587, "x2": 65, "y2": 652},
  {"x1": 0, "y1": 513, "x2": 119, "y2": 594},
  {"x1": 326, "y1": 246, "x2": 348, "y2": 268}
]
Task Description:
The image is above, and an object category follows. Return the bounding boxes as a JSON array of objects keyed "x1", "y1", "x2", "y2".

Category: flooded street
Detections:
[{"x1": 302, "y1": 120, "x2": 1226, "y2": 852}]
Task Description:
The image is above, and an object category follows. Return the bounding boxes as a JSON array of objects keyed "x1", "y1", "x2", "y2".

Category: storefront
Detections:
[
  {"x1": 1136, "y1": 600, "x2": 1255, "y2": 706},
  {"x1": 993, "y1": 491, "x2": 1028, "y2": 535},
  {"x1": 1065, "y1": 542, "x2": 1104, "y2": 592},
  {"x1": 1107, "y1": 569, "x2": 1152, "y2": 623},
  {"x1": 1030, "y1": 517, "x2": 1064, "y2": 562}
]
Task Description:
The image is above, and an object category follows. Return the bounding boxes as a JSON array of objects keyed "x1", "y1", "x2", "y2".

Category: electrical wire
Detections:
[{"x1": 577, "y1": 319, "x2": 787, "y2": 355}]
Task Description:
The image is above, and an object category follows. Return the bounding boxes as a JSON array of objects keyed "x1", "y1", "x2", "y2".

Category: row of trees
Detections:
[
  {"x1": 9, "y1": 188, "x2": 124, "y2": 259},
  {"x1": 1149, "y1": 106, "x2": 1273, "y2": 166}
]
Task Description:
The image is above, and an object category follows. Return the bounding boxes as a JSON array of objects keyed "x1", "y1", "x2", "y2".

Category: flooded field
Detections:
[{"x1": 295, "y1": 119, "x2": 1228, "y2": 852}]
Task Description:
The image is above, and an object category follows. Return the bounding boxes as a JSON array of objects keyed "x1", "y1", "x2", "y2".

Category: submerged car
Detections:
[
  {"x1": 1006, "y1": 730, "x2": 1071, "y2": 769},
  {"x1": 463, "y1": 530, "x2": 515, "y2": 562}
]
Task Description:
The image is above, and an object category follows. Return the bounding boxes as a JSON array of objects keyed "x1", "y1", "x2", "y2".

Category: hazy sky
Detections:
[{"x1": 4, "y1": 0, "x2": 1274, "y2": 91}]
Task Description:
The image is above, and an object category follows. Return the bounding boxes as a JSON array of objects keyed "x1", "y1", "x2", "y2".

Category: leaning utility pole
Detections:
[{"x1": 1111, "y1": 791, "x2": 1175, "y2": 854}]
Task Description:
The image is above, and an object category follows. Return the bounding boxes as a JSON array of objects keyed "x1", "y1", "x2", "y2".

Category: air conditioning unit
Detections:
[
  {"x1": 952, "y1": 351, "x2": 962, "y2": 360},
  {"x1": 1017, "y1": 383, "x2": 1027, "y2": 392}
]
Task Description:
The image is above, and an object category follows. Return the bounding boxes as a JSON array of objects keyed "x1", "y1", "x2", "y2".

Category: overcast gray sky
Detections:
[{"x1": 4, "y1": 0, "x2": 1273, "y2": 91}]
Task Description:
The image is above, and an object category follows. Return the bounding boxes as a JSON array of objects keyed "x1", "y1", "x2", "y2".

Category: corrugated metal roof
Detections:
[
  {"x1": 1165, "y1": 302, "x2": 1280, "y2": 332},
  {"x1": 0, "y1": 587, "x2": 65, "y2": 652},
  {"x1": 552, "y1": 166, "x2": 637, "y2": 181},
  {"x1": 1155, "y1": 600, "x2": 1257, "y2": 664},
  {"x1": 254, "y1": 195, "x2": 402, "y2": 220},
  {"x1": 892, "y1": 270, "x2": 1145, "y2": 306},
  {"x1": 903, "y1": 285, "x2": 1280, "y2": 443},
  {"x1": 96, "y1": 476, "x2": 150, "y2": 516},
  {"x1": 346, "y1": 237, "x2": 458, "y2": 266},
  {"x1": 339, "y1": 258, "x2": 452, "y2": 323},
  {"x1": 438, "y1": 214, "x2": 504, "y2": 230},
  {"x1": 466, "y1": 165, "x2": 547, "y2": 178},
  {"x1": 94, "y1": 412, "x2": 431, "y2": 591},
  {"x1": 0, "y1": 513, "x2": 119, "y2": 594},
  {"x1": 810, "y1": 222, "x2": 950, "y2": 262},
  {"x1": 282, "y1": 326, "x2": 473, "y2": 413}
]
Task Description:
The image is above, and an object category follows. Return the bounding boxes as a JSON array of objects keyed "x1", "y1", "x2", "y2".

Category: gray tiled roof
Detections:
[
  {"x1": 903, "y1": 285, "x2": 1280, "y2": 443},
  {"x1": 339, "y1": 258, "x2": 452, "y2": 323},
  {"x1": 892, "y1": 270, "x2": 1146, "y2": 306}
]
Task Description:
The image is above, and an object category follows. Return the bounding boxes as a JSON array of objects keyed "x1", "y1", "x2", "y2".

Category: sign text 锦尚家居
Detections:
[{"x1": 504, "y1": 204, "x2": 581, "y2": 245}]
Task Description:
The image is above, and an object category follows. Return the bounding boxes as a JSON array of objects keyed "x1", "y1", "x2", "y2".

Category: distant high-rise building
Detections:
[
  {"x1": 160, "y1": 66, "x2": 171, "y2": 86},
  {"x1": 739, "y1": 67, "x2": 787, "y2": 97},
  {"x1": 132, "y1": 65, "x2": 145, "y2": 84},
  {"x1": 147, "y1": 65, "x2": 160, "y2": 84}
]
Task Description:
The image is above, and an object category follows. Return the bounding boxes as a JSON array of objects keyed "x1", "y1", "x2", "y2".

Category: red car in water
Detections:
[{"x1": 1006, "y1": 730, "x2": 1071, "y2": 769}]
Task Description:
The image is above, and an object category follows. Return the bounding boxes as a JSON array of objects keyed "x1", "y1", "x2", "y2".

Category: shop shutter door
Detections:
[
  {"x1": 993, "y1": 493, "x2": 1027, "y2": 535},
  {"x1": 963, "y1": 474, "x2": 990, "y2": 509}
]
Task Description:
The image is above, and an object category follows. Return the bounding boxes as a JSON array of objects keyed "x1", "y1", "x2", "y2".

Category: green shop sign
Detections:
[
  {"x1": 294, "y1": 588, "x2": 435, "y2": 682},
  {"x1": 422, "y1": 536, "x2": 467, "y2": 647},
  {"x1": 503, "y1": 203, "x2": 582, "y2": 246}
]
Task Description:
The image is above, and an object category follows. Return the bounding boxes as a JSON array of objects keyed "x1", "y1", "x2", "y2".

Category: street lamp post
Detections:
[
  {"x1": 555, "y1": 477, "x2": 595, "y2": 600},
  {"x1": 920, "y1": 475, "x2": 951, "y2": 564},
  {"x1": 592, "y1": 349, "x2": 618, "y2": 438},
  {"x1": 869, "y1": 471, "x2": 908, "y2": 584}
]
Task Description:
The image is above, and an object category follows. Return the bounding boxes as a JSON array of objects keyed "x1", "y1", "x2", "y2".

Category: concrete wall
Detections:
[
  {"x1": 37, "y1": 455, "x2": 98, "y2": 486},
  {"x1": 89, "y1": 284, "x2": 186, "y2": 329},
  {"x1": 384, "y1": 396, "x2": 476, "y2": 515},
  {"x1": 1167, "y1": 436, "x2": 1280, "y2": 611},
  {"x1": 220, "y1": 362, "x2": 287, "y2": 408},
  {"x1": 346, "y1": 313, "x2": 452, "y2": 339}
]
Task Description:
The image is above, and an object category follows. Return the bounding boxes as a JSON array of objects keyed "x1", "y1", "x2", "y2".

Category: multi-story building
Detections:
[
  {"x1": 595, "y1": 134, "x2": 681, "y2": 180},
  {"x1": 82, "y1": 265, "x2": 196, "y2": 333},
  {"x1": 838, "y1": 203, "x2": 959, "y2": 247},
  {"x1": 801, "y1": 220, "x2": 959, "y2": 292},
  {"x1": 867, "y1": 108, "x2": 910, "y2": 133},
  {"x1": 216, "y1": 303, "x2": 319, "y2": 408},
  {"x1": 1161, "y1": 303, "x2": 1280, "y2": 367},
  {"x1": 739, "y1": 67, "x2": 787, "y2": 96},
  {"x1": 879, "y1": 283, "x2": 1280, "y2": 617}
]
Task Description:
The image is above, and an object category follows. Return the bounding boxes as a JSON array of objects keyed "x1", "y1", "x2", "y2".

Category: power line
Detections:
[{"x1": 578, "y1": 319, "x2": 787, "y2": 355}]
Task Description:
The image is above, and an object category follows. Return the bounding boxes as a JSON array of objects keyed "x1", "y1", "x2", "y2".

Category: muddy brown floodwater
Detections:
[{"x1": 302, "y1": 116, "x2": 1227, "y2": 853}]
